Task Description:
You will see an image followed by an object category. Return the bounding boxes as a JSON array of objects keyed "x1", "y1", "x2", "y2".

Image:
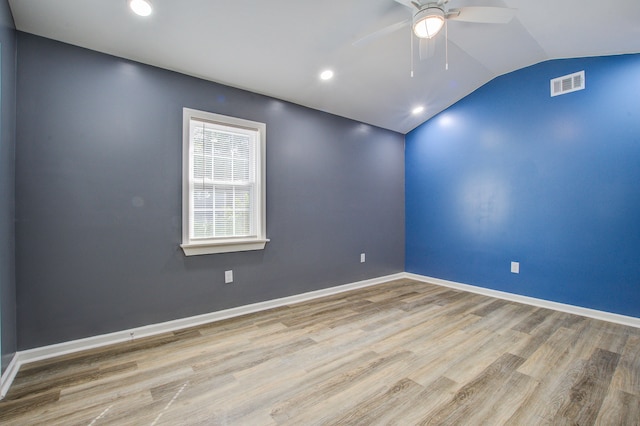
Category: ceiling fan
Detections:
[{"x1": 354, "y1": 0, "x2": 516, "y2": 65}]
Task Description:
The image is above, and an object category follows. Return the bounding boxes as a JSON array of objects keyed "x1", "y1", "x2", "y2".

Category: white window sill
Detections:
[{"x1": 181, "y1": 238, "x2": 269, "y2": 256}]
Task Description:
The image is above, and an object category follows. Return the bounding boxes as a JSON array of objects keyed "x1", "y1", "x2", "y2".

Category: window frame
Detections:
[{"x1": 181, "y1": 108, "x2": 267, "y2": 256}]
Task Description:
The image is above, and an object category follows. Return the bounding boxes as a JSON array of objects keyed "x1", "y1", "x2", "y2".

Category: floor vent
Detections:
[{"x1": 550, "y1": 70, "x2": 585, "y2": 97}]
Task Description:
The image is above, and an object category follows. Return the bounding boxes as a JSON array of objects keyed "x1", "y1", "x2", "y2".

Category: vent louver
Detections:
[{"x1": 551, "y1": 71, "x2": 585, "y2": 97}]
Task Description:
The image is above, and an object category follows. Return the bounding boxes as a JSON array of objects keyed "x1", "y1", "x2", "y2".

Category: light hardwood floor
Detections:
[{"x1": 1, "y1": 279, "x2": 639, "y2": 425}]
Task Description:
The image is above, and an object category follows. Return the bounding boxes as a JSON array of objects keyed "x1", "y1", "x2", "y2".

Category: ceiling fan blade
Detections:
[
  {"x1": 393, "y1": 0, "x2": 419, "y2": 10},
  {"x1": 353, "y1": 18, "x2": 411, "y2": 47},
  {"x1": 447, "y1": 7, "x2": 516, "y2": 24}
]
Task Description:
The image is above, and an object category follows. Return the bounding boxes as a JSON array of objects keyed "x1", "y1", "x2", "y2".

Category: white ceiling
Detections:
[{"x1": 8, "y1": 0, "x2": 640, "y2": 134}]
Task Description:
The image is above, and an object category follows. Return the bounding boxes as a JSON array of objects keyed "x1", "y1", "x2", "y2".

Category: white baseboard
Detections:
[
  {"x1": 0, "y1": 272, "x2": 404, "y2": 399},
  {"x1": 0, "y1": 353, "x2": 19, "y2": 399},
  {"x1": 405, "y1": 272, "x2": 640, "y2": 329}
]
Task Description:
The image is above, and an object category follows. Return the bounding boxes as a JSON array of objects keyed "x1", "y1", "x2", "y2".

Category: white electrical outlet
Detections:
[
  {"x1": 360, "y1": 253, "x2": 366, "y2": 263},
  {"x1": 225, "y1": 270, "x2": 233, "y2": 283},
  {"x1": 511, "y1": 261, "x2": 520, "y2": 274}
]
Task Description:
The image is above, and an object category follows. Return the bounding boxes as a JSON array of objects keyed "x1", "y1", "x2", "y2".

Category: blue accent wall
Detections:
[
  {"x1": 406, "y1": 54, "x2": 640, "y2": 317},
  {"x1": 0, "y1": 0, "x2": 16, "y2": 373},
  {"x1": 15, "y1": 33, "x2": 404, "y2": 350}
]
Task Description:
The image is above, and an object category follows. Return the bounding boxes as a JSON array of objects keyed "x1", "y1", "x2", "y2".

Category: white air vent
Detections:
[{"x1": 550, "y1": 71, "x2": 585, "y2": 97}]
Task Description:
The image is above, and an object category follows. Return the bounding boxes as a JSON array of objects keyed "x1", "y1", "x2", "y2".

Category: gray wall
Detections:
[
  {"x1": 15, "y1": 33, "x2": 405, "y2": 350},
  {"x1": 0, "y1": 0, "x2": 16, "y2": 373}
]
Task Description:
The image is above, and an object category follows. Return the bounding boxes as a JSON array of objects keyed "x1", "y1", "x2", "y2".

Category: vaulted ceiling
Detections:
[{"x1": 8, "y1": 0, "x2": 640, "y2": 133}]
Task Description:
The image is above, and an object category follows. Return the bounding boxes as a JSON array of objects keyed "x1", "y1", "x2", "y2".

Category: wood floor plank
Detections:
[
  {"x1": 469, "y1": 370, "x2": 540, "y2": 424},
  {"x1": 511, "y1": 307, "x2": 555, "y2": 334},
  {"x1": 442, "y1": 331, "x2": 526, "y2": 385},
  {"x1": 0, "y1": 389, "x2": 61, "y2": 422},
  {"x1": 385, "y1": 376, "x2": 459, "y2": 425},
  {"x1": 1, "y1": 278, "x2": 638, "y2": 425},
  {"x1": 408, "y1": 328, "x2": 498, "y2": 386},
  {"x1": 594, "y1": 322, "x2": 631, "y2": 354},
  {"x1": 325, "y1": 377, "x2": 425, "y2": 425},
  {"x1": 552, "y1": 348, "x2": 620, "y2": 424},
  {"x1": 506, "y1": 358, "x2": 588, "y2": 425},
  {"x1": 462, "y1": 302, "x2": 534, "y2": 335},
  {"x1": 6, "y1": 360, "x2": 138, "y2": 400},
  {"x1": 270, "y1": 350, "x2": 415, "y2": 423},
  {"x1": 369, "y1": 310, "x2": 480, "y2": 356},
  {"x1": 280, "y1": 352, "x2": 420, "y2": 426},
  {"x1": 509, "y1": 310, "x2": 571, "y2": 359},
  {"x1": 469, "y1": 298, "x2": 511, "y2": 317},
  {"x1": 595, "y1": 389, "x2": 640, "y2": 426},
  {"x1": 518, "y1": 326, "x2": 583, "y2": 380},
  {"x1": 610, "y1": 334, "x2": 640, "y2": 396},
  {"x1": 419, "y1": 353, "x2": 526, "y2": 425}
]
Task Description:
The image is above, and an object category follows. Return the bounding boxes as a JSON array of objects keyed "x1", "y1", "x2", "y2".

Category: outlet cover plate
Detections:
[
  {"x1": 511, "y1": 262, "x2": 520, "y2": 274},
  {"x1": 225, "y1": 270, "x2": 233, "y2": 283}
]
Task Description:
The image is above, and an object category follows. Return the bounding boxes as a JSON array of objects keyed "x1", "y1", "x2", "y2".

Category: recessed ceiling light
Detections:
[
  {"x1": 412, "y1": 106, "x2": 425, "y2": 115},
  {"x1": 320, "y1": 70, "x2": 334, "y2": 81},
  {"x1": 128, "y1": 0, "x2": 153, "y2": 17}
]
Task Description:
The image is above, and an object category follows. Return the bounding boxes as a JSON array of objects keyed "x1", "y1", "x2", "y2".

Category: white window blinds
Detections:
[{"x1": 190, "y1": 121, "x2": 256, "y2": 239}]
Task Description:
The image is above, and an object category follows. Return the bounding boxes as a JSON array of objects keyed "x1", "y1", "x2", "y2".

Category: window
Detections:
[{"x1": 181, "y1": 108, "x2": 267, "y2": 255}]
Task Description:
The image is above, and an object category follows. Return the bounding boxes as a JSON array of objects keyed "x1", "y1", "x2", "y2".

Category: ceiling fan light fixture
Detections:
[
  {"x1": 128, "y1": 0, "x2": 152, "y2": 17},
  {"x1": 413, "y1": 6, "x2": 445, "y2": 39},
  {"x1": 319, "y1": 69, "x2": 334, "y2": 80}
]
